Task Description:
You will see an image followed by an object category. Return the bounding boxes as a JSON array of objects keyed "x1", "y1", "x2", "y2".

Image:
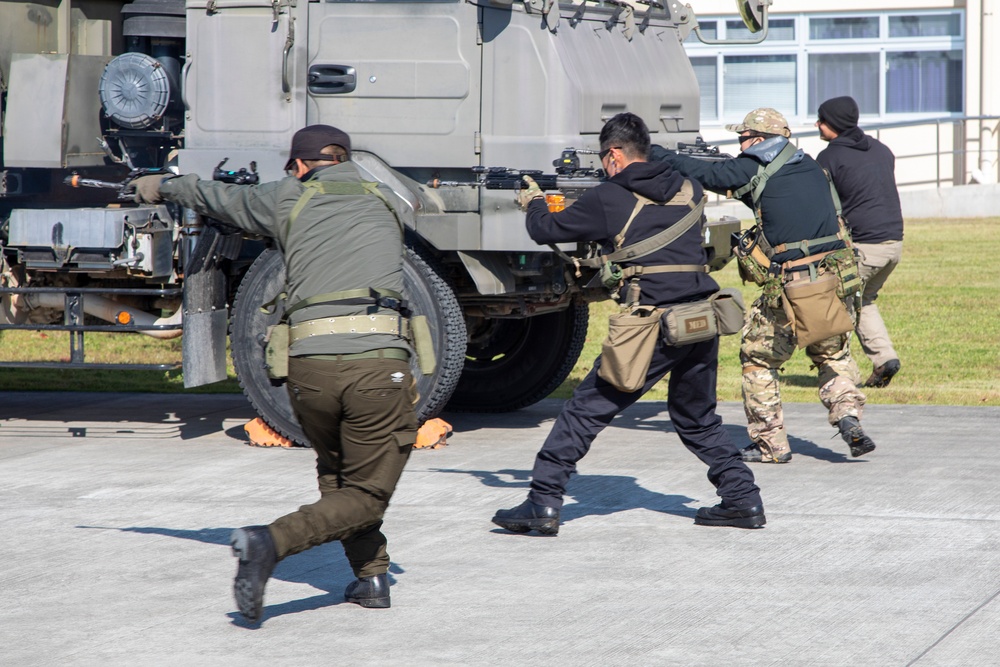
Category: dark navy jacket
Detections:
[
  {"x1": 651, "y1": 137, "x2": 844, "y2": 265},
  {"x1": 816, "y1": 127, "x2": 904, "y2": 244},
  {"x1": 525, "y1": 160, "x2": 719, "y2": 307}
]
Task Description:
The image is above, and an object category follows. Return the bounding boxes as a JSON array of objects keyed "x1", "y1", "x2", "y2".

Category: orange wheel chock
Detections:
[
  {"x1": 415, "y1": 418, "x2": 453, "y2": 449},
  {"x1": 244, "y1": 417, "x2": 296, "y2": 448}
]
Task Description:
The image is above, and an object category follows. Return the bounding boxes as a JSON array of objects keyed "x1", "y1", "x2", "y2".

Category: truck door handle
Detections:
[{"x1": 308, "y1": 65, "x2": 357, "y2": 94}]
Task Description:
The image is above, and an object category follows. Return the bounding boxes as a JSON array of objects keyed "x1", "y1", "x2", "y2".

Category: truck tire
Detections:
[
  {"x1": 404, "y1": 246, "x2": 467, "y2": 420},
  {"x1": 230, "y1": 246, "x2": 465, "y2": 446},
  {"x1": 446, "y1": 302, "x2": 589, "y2": 413}
]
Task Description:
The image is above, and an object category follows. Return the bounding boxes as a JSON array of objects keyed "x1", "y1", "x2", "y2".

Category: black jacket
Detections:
[
  {"x1": 525, "y1": 160, "x2": 719, "y2": 306},
  {"x1": 652, "y1": 137, "x2": 844, "y2": 265},
  {"x1": 816, "y1": 127, "x2": 904, "y2": 243}
]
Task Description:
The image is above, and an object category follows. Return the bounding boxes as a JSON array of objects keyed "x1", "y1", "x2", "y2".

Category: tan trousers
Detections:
[{"x1": 855, "y1": 240, "x2": 903, "y2": 368}]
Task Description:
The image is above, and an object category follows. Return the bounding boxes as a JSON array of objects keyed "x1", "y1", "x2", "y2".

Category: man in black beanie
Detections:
[{"x1": 816, "y1": 96, "x2": 904, "y2": 389}]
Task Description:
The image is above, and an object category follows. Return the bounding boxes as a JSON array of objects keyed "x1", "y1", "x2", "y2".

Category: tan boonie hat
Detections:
[{"x1": 725, "y1": 107, "x2": 791, "y2": 138}]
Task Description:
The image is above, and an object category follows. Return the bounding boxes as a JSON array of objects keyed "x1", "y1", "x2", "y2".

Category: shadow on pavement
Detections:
[
  {"x1": 431, "y1": 468, "x2": 697, "y2": 527},
  {"x1": 76, "y1": 524, "x2": 401, "y2": 626},
  {"x1": 0, "y1": 392, "x2": 256, "y2": 443}
]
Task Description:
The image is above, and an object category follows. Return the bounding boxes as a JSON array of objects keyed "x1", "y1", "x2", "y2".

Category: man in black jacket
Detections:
[
  {"x1": 491, "y1": 113, "x2": 764, "y2": 534},
  {"x1": 651, "y1": 108, "x2": 876, "y2": 465},
  {"x1": 816, "y1": 96, "x2": 904, "y2": 388}
]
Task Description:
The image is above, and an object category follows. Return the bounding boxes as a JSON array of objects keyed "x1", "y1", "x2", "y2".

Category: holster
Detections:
[{"x1": 733, "y1": 226, "x2": 778, "y2": 286}]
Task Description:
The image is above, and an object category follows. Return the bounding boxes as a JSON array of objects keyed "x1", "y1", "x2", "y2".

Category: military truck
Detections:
[{"x1": 0, "y1": 0, "x2": 771, "y2": 445}]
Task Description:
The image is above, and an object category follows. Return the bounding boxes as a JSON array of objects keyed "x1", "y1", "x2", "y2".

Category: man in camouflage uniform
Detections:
[{"x1": 651, "y1": 108, "x2": 876, "y2": 463}]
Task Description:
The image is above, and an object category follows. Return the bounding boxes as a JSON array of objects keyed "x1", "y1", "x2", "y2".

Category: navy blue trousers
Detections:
[{"x1": 528, "y1": 337, "x2": 761, "y2": 510}]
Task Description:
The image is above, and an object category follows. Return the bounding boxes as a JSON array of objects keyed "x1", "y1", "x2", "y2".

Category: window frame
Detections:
[{"x1": 683, "y1": 9, "x2": 966, "y2": 127}]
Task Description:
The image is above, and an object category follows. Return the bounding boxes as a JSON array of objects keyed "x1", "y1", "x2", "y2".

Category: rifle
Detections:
[
  {"x1": 64, "y1": 167, "x2": 174, "y2": 200},
  {"x1": 676, "y1": 137, "x2": 733, "y2": 162},
  {"x1": 426, "y1": 148, "x2": 605, "y2": 197},
  {"x1": 64, "y1": 159, "x2": 259, "y2": 199}
]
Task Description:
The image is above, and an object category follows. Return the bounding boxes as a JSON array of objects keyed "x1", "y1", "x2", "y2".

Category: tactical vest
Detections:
[
  {"x1": 553, "y1": 179, "x2": 708, "y2": 307},
  {"x1": 730, "y1": 144, "x2": 860, "y2": 298},
  {"x1": 732, "y1": 144, "x2": 853, "y2": 272},
  {"x1": 273, "y1": 179, "x2": 407, "y2": 336}
]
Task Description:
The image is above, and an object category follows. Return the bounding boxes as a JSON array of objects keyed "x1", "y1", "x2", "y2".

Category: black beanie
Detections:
[{"x1": 818, "y1": 96, "x2": 859, "y2": 133}]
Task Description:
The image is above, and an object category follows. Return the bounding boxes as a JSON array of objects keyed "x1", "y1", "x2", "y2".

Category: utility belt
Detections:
[
  {"x1": 732, "y1": 220, "x2": 859, "y2": 288},
  {"x1": 290, "y1": 313, "x2": 409, "y2": 341},
  {"x1": 308, "y1": 348, "x2": 411, "y2": 362},
  {"x1": 733, "y1": 227, "x2": 861, "y2": 349},
  {"x1": 597, "y1": 289, "x2": 745, "y2": 393},
  {"x1": 263, "y1": 287, "x2": 436, "y2": 380}
]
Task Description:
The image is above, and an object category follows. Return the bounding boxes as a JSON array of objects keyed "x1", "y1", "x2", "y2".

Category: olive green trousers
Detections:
[{"x1": 267, "y1": 355, "x2": 417, "y2": 578}]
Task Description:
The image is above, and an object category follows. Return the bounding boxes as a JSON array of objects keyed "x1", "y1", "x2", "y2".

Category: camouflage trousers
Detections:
[{"x1": 740, "y1": 290, "x2": 866, "y2": 462}]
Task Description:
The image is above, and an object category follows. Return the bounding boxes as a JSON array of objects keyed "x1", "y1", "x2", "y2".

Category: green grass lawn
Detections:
[
  {"x1": 554, "y1": 217, "x2": 1000, "y2": 406},
  {"x1": 2, "y1": 217, "x2": 998, "y2": 406}
]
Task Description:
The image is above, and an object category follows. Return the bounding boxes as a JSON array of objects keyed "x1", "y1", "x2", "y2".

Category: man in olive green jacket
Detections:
[{"x1": 134, "y1": 125, "x2": 418, "y2": 623}]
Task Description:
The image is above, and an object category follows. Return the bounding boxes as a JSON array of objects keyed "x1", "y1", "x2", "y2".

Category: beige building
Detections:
[{"x1": 684, "y1": 1, "x2": 1000, "y2": 202}]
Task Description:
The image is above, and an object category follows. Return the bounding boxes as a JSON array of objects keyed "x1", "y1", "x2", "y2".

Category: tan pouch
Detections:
[
  {"x1": 598, "y1": 306, "x2": 663, "y2": 392},
  {"x1": 782, "y1": 272, "x2": 853, "y2": 348},
  {"x1": 710, "y1": 288, "x2": 746, "y2": 336},
  {"x1": 661, "y1": 299, "x2": 717, "y2": 346},
  {"x1": 409, "y1": 315, "x2": 436, "y2": 376},
  {"x1": 264, "y1": 323, "x2": 289, "y2": 380}
]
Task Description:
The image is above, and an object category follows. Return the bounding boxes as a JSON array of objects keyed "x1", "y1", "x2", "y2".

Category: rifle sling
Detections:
[
  {"x1": 730, "y1": 141, "x2": 847, "y2": 261},
  {"x1": 563, "y1": 183, "x2": 706, "y2": 271}
]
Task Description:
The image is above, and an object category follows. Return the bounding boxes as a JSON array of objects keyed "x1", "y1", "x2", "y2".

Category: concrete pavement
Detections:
[{"x1": 1, "y1": 391, "x2": 999, "y2": 666}]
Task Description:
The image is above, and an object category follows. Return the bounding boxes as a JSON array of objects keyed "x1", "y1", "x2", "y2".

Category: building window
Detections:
[
  {"x1": 683, "y1": 10, "x2": 965, "y2": 126},
  {"x1": 724, "y1": 55, "x2": 796, "y2": 117},
  {"x1": 726, "y1": 18, "x2": 795, "y2": 41},
  {"x1": 889, "y1": 14, "x2": 961, "y2": 38},
  {"x1": 809, "y1": 53, "x2": 879, "y2": 114},
  {"x1": 886, "y1": 50, "x2": 963, "y2": 112},
  {"x1": 810, "y1": 17, "x2": 878, "y2": 40}
]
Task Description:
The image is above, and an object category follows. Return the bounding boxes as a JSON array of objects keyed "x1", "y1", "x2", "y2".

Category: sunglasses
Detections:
[{"x1": 599, "y1": 146, "x2": 622, "y2": 161}]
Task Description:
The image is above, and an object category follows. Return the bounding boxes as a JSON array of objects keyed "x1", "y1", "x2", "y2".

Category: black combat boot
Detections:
[
  {"x1": 230, "y1": 526, "x2": 278, "y2": 623},
  {"x1": 492, "y1": 499, "x2": 560, "y2": 535},
  {"x1": 838, "y1": 416, "x2": 876, "y2": 457},
  {"x1": 345, "y1": 573, "x2": 391, "y2": 608},
  {"x1": 739, "y1": 442, "x2": 791, "y2": 464},
  {"x1": 694, "y1": 502, "x2": 766, "y2": 529},
  {"x1": 863, "y1": 359, "x2": 901, "y2": 388}
]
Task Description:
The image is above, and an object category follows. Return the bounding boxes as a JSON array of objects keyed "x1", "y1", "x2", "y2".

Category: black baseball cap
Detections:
[{"x1": 284, "y1": 124, "x2": 351, "y2": 170}]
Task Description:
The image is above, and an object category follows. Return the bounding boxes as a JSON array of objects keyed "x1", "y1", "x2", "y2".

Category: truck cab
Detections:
[{"x1": 0, "y1": 0, "x2": 764, "y2": 444}]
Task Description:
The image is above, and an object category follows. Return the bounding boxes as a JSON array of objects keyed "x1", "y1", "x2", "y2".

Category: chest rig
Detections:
[
  {"x1": 730, "y1": 143, "x2": 859, "y2": 295},
  {"x1": 553, "y1": 179, "x2": 708, "y2": 308},
  {"x1": 277, "y1": 179, "x2": 409, "y2": 340}
]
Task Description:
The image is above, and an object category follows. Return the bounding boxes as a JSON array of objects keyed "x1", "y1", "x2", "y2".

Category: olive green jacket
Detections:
[{"x1": 161, "y1": 162, "x2": 408, "y2": 356}]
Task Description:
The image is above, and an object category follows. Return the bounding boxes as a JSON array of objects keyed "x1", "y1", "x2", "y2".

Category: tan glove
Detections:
[
  {"x1": 132, "y1": 175, "x2": 166, "y2": 204},
  {"x1": 516, "y1": 175, "x2": 545, "y2": 210}
]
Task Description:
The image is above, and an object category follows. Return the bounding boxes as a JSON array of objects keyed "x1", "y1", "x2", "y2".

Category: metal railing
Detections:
[{"x1": 709, "y1": 115, "x2": 1000, "y2": 190}]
